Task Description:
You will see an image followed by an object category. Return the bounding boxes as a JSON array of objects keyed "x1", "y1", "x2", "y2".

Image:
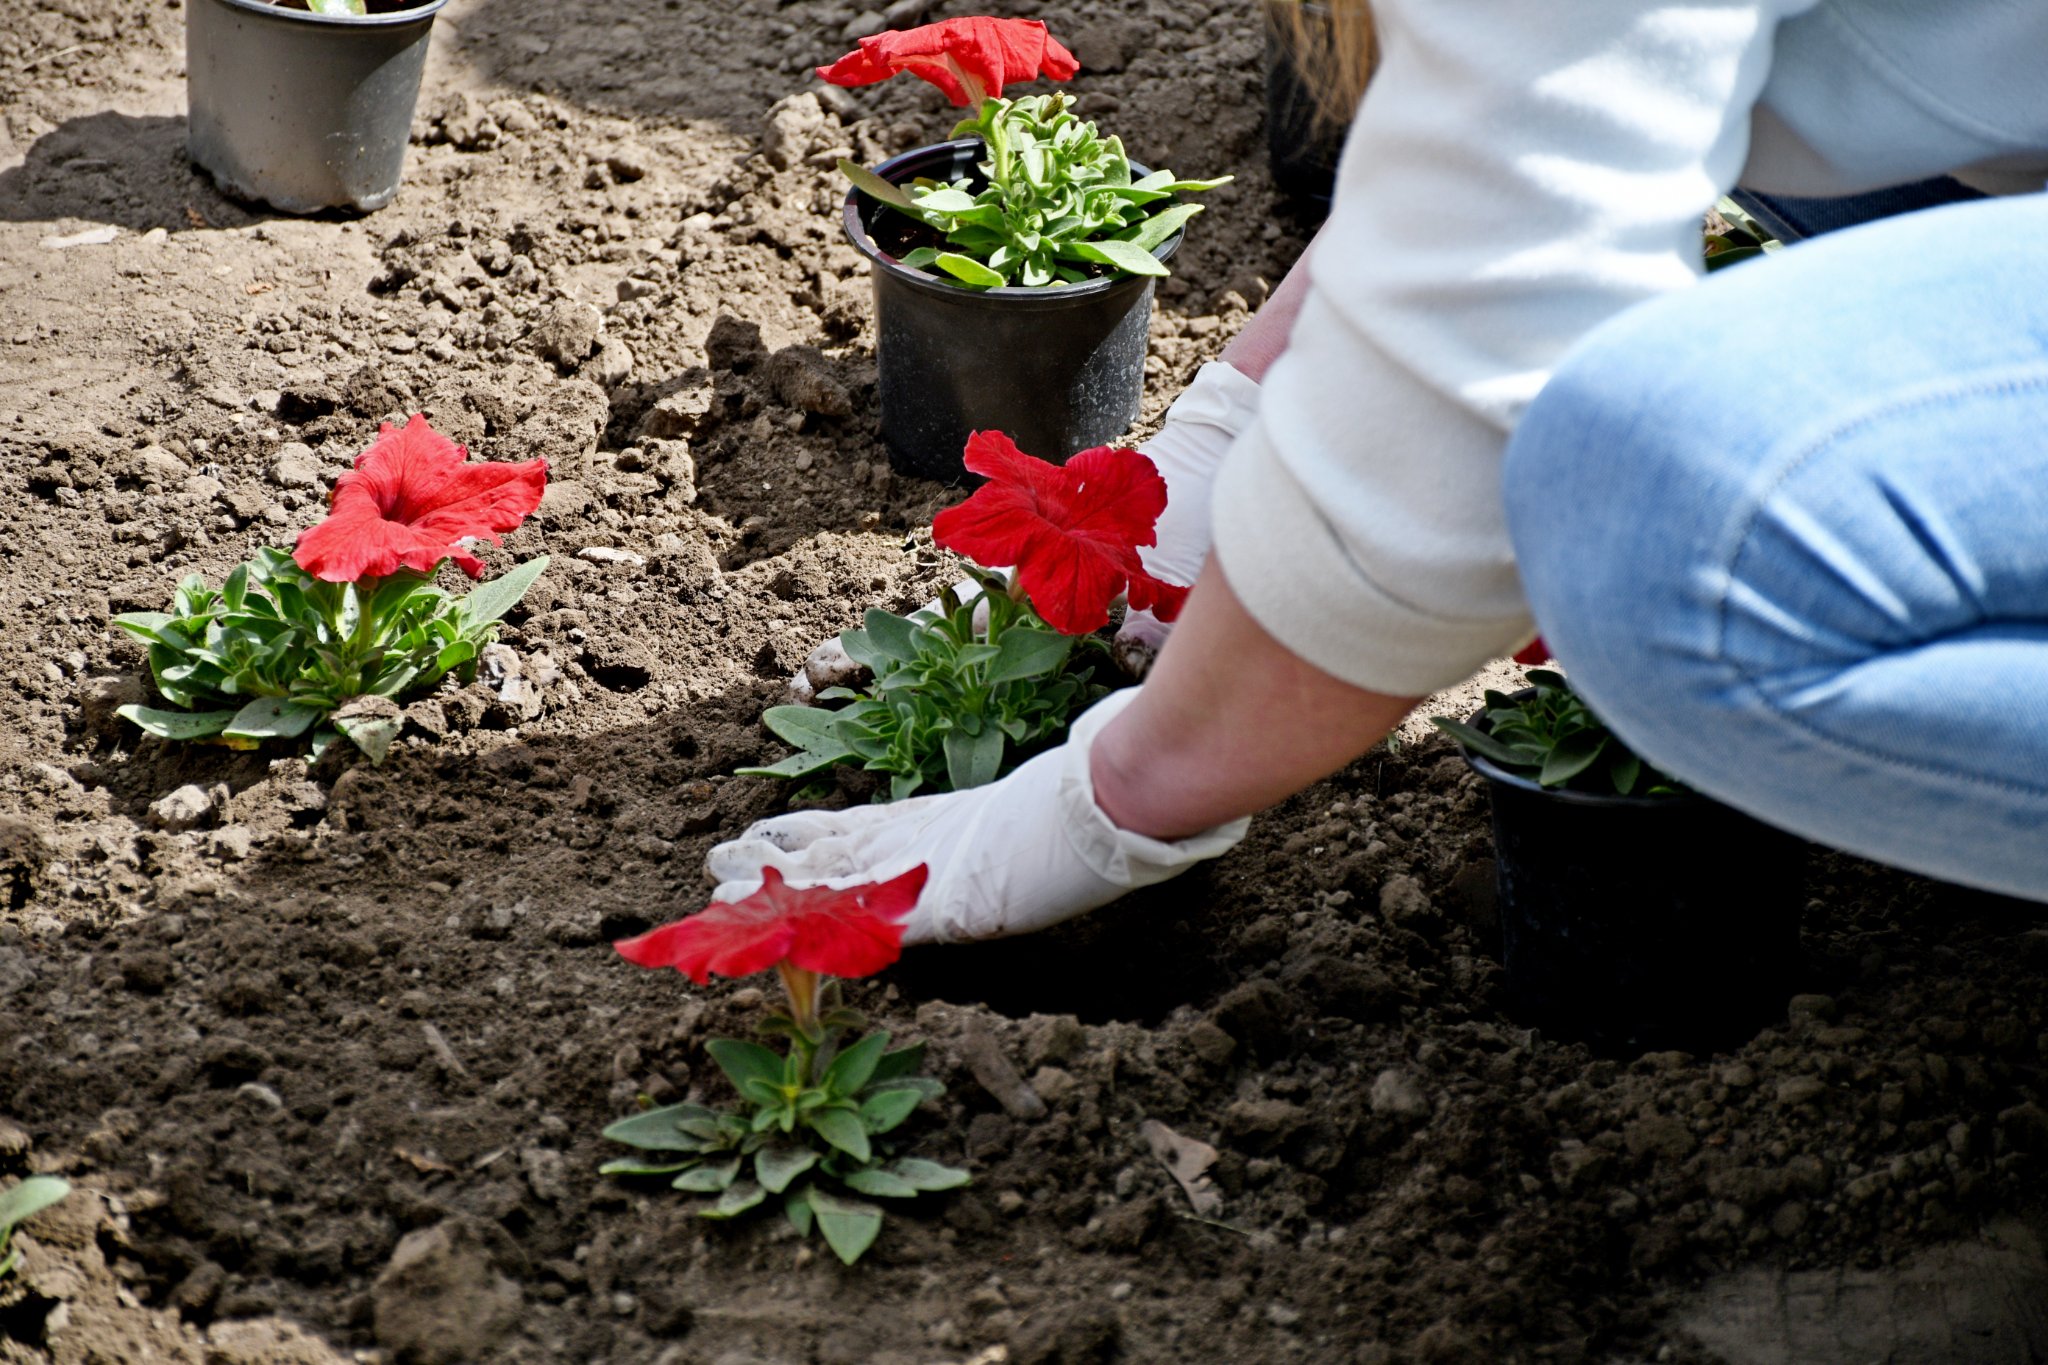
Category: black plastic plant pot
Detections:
[
  {"x1": 1263, "y1": 1, "x2": 1347, "y2": 215},
  {"x1": 1461, "y1": 702, "x2": 1806, "y2": 1056},
  {"x1": 186, "y1": 0, "x2": 449, "y2": 214},
  {"x1": 842, "y1": 139, "x2": 1184, "y2": 483}
]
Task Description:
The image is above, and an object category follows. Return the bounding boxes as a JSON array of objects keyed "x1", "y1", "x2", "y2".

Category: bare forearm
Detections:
[
  {"x1": 1090, "y1": 556, "x2": 1422, "y2": 840},
  {"x1": 1216, "y1": 228, "x2": 1323, "y2": 383}
]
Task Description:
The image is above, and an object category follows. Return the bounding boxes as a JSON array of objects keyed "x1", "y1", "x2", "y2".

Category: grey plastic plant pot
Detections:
[
  {"x1": 843, "y1": 139, "x2": 1184, "y2": 483},
  {"x1": 1460, "y1": 694, "x2": 1807, "y2": 1056},
  {"x1": 186, "y1": 0, "x2": 449, "y2": 214}
]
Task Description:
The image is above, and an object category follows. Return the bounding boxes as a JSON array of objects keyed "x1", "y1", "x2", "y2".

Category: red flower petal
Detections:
[
  {"x1": 292, "y1": 415, "x2": 547, "y2": 583},
  {"x1": 817, "y1": 18, "x2": 1077, "y2": 106},
  {"x1": 934, "y1": 434, "x2": 1187, "y2": 636},
  {"x1": 613, "y1": 865, "x2": 928, "y2": 985},
  {"x1": 1513, "y1": 637, "x2": 1551, "y2": 666}
]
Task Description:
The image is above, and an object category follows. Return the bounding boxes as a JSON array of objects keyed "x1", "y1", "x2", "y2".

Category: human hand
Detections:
[
  {"x1": 709, "y1": 688, "x2": 1249, "y2": 943},
  {"x1": 1112, "y1": 360, "x2": 1262, "y2": 676},
  {"x1": 788, "y1": 577, "x2": 987, "y2": 704},
  {"x1": 786, "y1": 361, "x2": 1263, "y2": 698}
]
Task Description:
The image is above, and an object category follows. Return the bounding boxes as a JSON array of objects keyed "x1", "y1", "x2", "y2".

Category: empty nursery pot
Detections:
[
  {"x1": 186, "y1": 0, "x2": 449, "y2": 214},
  {"x1": 1263, "y1": 1, "x2": 1348, "y2": 214},
  {"x1": 842, "y1": 139, "x2": 1185, "y2": 483},
  {"x1": 1461, "y1": 703, "x2": 1807, "y2": 1056}
]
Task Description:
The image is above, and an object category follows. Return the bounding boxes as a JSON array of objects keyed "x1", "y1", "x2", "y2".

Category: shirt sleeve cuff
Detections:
[{"x1": 1210, "y1": 422, "x2": 1534, "y2": 696}]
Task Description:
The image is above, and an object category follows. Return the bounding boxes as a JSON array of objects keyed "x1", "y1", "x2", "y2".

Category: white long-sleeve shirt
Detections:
[{"x1": 1211, "y1": 0, "x2": 2048, "y2": 696}]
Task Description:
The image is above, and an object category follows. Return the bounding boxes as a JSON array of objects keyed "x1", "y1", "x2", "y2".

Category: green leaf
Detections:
[
  {"x1": 889, "y1": 1158, "x2": 971, "y2": 1192},
  {"x1": 859, "y1": 1087, "x2": 923, "y2": 1135},
  {"x1": 1119, "y1": 201, "x2": 1203, "y2": 254},
  {"x1": 863, "y1": 1075, "x2": 944, "y2": 1104},
  {"x1": 601, "y1": 1102, "x2": 723, "y2": 1152},
  {"x1": 760, "y1": 705, "x2": 855, "y2": 755},
  {"x1": 822, "y1": 1032, "x2": 890, "y2": 1097},
  {"x1": 839, "y1": 158, "x2": 918, "y2": 211},
  {"x1": 308, "y1": 726, "x2": 340, "y2": 762},
  {"x1": 435, "y1": 640, "x2": 478, "y2": 674},
  {"x1": 912, "y1": 186, "x2": 982, "y2": 214},
  {"x1": 112, "y1": 611, "x2": 175, "y2": 643},
  {"x1": 807, "y1": 1107, "x2": 871, "y2": 1163},
  {"x1": 754, "y1": 1144, "x2": 819, "y2": 1194},
  {"x1": 334, "y1": 711, "x2": 400, "y2": 765},
  {"x1": 458, "y1": 555, "x2": 550, "y2": 630},
  {"x1": 598, "y1": 1158, "x2": 700, "y2": 1177},
  {"x1": 932, "y1": 252, "x2": 1009, "y2": 288},
  {"x1": 1065, "y1": 237, "x2": 1169, "y2": 277},
  {"x1": 308, "y1": 0, "x2": 368, "y2": 13},
  {"x1": 843, "y1": 1167, "x2": 920, "y2": 1198},
  {"x1": 1430, "y1": 717, "x2": 1532, "y2": 770},
  {"x1": 1538, "y1": 729, "x2": 1609, "y2": 787},
  {"x1": 116, "y1": 704, "x2": 238, "y2": 742},
  {"x1": 867, "y1": 1042, "x2": 926, "y2": 1084},
  {"x1": 1610, "y1": 749, "x2": 1642, "y2": 796},
  {"x1": 698, "y1": 1179, "x2": 768, "y2": 1219},
  {"x1": 808, "y1": 1187, "x2": 884, "y2": 1265},
  {"x1": 223, "y1": 695, "x2": 324, "y2": 741},
  {"x1": 733, "y1": 751, "x2": 848, "y2": 782},
  {"x1": 985, "y1": 627, "x2": 1072, "y2": 684},
  {"x1": 706, "y1": 1039, "x2": 786, "y2": 1101},
  {"x1": 898, "y1": 246, "x2": 942, "y2": 270},
  {"x1": 671, "y1": 1156, "x2": 741, "y2": 1193},
  {"x1": 944, "y1": 725, "x2": 1006, "y2": 791},
  {"x1": 784, "y1": 1184, "x2": 816, "y2": 1237},
  {"x1": 860, "y1": 609, "x2": 923, "y2": 662},
  {"x1": 0, "y1": 1177, "x2": 71, "y2": 1231}
]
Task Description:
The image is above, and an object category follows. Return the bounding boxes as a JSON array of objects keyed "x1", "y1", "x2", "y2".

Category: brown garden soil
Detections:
[{"x1": 3, "y1": 1, "x2": 2047, "y2": 1362}]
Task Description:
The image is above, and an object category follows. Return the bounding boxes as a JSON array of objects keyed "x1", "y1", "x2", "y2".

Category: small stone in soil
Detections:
[
  {"x1": 1776, "y1": 1075, "x2": 1828, "y2": 1107},
  {"x1": 1369, "y1": 1068, "x2": 1429, "y2": 1119},
  {"x1": 150, "y1": 784, "x2": 214, "y2": 832},
  {"x1": 959, "y1": 1026, "x2": 1047, "y2": 1120},
  {"x1": 372, "y1": 1218, "x2": 523, "y2": 1365},
  {"x1": 269, "y1": 443, "x2": 320, "y2": 488}
]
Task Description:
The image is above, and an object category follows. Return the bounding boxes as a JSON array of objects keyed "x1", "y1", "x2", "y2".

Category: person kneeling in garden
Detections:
[{"x1": 714, "y1": 0, "x2": 2048, "y2": 939}]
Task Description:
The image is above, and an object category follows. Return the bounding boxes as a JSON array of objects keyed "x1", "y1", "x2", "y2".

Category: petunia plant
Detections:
[
  {"x1": 112, "y1": 416, "x2": 549, "y2": 763},
  {"x1": 605, "y1": 865, "x2": 966, "y2": 1266},
  {"x1": 739, "y1": 431, "x2": 1188, "y2": 799},
  {"x1": 1435, "y1": 666, "x2": 1685, "y2": 797},
  {"x1": 823, "y1": 17, "x2": 1230, "y2": 288}
]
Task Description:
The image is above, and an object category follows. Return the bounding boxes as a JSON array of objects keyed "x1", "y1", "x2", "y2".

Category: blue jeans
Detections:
[{"x1": 1504, "y1": 192, "x2": 2048, "y2": 902}]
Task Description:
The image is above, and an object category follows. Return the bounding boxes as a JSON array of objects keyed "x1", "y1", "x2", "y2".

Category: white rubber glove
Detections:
[
  {"x1": 789, "y1": 578, "x2": 985, "y2": 704},
  {"x1": 789, "y1": 362, "x2": 1263, "y2": 698},
  {"x1": 708, "y1": 688, "x2": 1250, "y2": 943},
  {"x1": 1115, "y1": 361, "x2": 1262, "y2": 674}
]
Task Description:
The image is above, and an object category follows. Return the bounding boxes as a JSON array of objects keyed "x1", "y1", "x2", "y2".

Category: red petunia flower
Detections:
[
  {"x1": 932, "y1": 431, "x2": 1190, "y2": 636},
  {"x1": 614, "y1": 865, "x2": 929, "y2": 985},
  {"x1": 816, "y1": 17, "x2": 1079, "y2": 107},
  {"x1": 292, "y1": 415, "x2": 547, "y2": 583},
  {"x1": 1513, "y1": 637, "x2": 1551, "y2": 666}
]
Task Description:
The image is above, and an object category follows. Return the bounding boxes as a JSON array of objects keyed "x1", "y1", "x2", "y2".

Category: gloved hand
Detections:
[
  {"x1": 1112, "y1": 360, "x2": 1262, "y2": 676},
  {"x1": 708, "y1": 688, "x2": 1250, "y2": 944},
  {"x1": 788, "y1": 577, "x2": 985, "y2": 704},
  {"x1": 788, "y1": 362, "x2": 1264, "y2": 700}
]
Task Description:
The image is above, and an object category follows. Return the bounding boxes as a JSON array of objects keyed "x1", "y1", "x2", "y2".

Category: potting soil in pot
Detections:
[{"x1": 1, "y1": 1, "x2": 2044, "y2": 1362}]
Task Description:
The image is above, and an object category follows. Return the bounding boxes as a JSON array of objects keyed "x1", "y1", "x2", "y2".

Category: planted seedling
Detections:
[
  {"x1": 607, "y1": 867, "x2": 967, "y2": 1265},
  {"x1": 111, "y1": 416, "x2": 548, "y2": 763},
  {"x1": 741, "y1": 433, "x2": 1188, "y2": 797}
]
